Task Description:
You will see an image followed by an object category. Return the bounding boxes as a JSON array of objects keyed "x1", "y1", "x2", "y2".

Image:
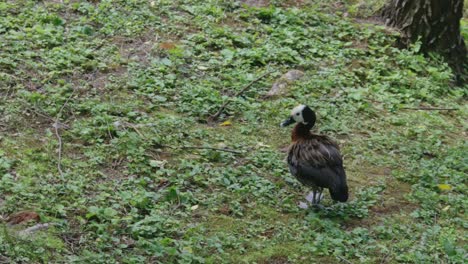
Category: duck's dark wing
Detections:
[{"x1": 287, "y1": 138, "x2": 348, "y2": 202}]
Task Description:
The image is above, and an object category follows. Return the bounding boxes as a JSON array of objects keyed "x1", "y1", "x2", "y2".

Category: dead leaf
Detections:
[
  {"x1": 159, "y1": 42, "x2": 177, "y2": 50},
  {"x1": 6, "y1": 211, "x2": 40, "y2": 225},
  {"x1": 220, "y1": 120, "x2": 232, "y2": 126},
  {"x1": 437, "y1": 184, "x2": 452, "y2": 191},
  {"x1": 218, "y1": 205, "x2": 232, "y2": 215},
  {"x1": 256, "y1": 142, "x2": 270, "y2": 148}
]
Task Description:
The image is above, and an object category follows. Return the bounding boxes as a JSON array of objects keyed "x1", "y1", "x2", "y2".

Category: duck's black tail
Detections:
[{"x1": 329, "y1": 167, "x2": 349, "y2": 202}]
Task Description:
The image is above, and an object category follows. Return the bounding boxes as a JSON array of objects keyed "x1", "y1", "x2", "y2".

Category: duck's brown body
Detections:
[{"x1": 287, "y1": 123, "x2": 348, "y2": 202}]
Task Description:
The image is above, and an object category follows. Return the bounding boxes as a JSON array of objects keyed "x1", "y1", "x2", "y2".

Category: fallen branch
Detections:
[
  {"x1": 54, "y1": 92, "x2": 75, "y2": 179},
  {"x1": 402, "y1": 107, "x2": 458, "y2": 111},
  {"x1": 155, "y1": 144, "x2": 243, "y2": 154},
  {"x1": 53, "y1": 123, "x2": 64, "y2": 178},
  {"x1": 18, "y1": 223, "x2": 52, "y2": 236},
  {"x1": 19, "y1": 101, "x2": 70, "y2": 128},
  {"x1": 29, "y1": 107, "x2": 57, "y2": 122},
  {"x1": 210, "y1": 70, "x2": 273, "y2": 121},
  {"x1": 124, "y1": 122, "x2": 145, "y2": 138},
  {"x1": 179, "y1": 146, "x2": 243, "y2": 154},
  {"x1": 337, "y1": 255, "x2": 354, "y2": 264},
  {"x1": 0, "y1": 255, "x2": 11, "y2": 264}
]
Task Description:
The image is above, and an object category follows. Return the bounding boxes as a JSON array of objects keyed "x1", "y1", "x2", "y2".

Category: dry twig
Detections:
[
  {"x1": 210, "y1": 70, "x2": 273, "y2": 121},
  {"x1": 402, "y1": 107, "x2": 458, "y2": 111},
  {"x1": 54, "y1": 92, "x2": 75, "y2": 179},
  {"x1": 337, "y1": 255, "x2": 354, "y2": 264},
  {"x1": 19, "y1": 101, "x2": 70, "y2": 128},
  {"x1": 179, "y1": 146, "x2": 243, "y2": 154},
  {"x1": 18, "y1": 223, "x2": 53, "y2": 236},
  {"x1": 124, "y1": 122, "x2": 145, "y2": 138},
  {"x1": 157, "y1": 144, "x2": 243, "y2": 154}
]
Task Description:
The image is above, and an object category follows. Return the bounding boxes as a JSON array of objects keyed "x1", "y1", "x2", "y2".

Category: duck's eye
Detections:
[{"x1": 296, "y1": 113, "x2": 300, "y2": 116}]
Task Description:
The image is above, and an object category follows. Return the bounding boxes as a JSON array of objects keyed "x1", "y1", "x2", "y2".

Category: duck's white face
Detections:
[
  {"x1": 281, "y1": 104, "x2": 315, "y2": 127},
  {"x1": 291, "y1": 104, "x2": 306, "y2": 124}
]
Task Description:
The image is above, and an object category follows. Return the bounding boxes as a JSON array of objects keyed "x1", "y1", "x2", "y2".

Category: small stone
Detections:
[
  {"x1": 282, "y1": 70, "x2": 305, "y2": 81},
  {"x1": 298, "y1": 202, "x2": 309, "y2": 209},
  {"x1": 265, "y1": 70, "x2": 304, "y2": 98}
]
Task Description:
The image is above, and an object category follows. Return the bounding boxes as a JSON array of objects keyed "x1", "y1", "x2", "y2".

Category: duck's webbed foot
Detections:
[{"x1": 311, "y1": 203, "x2": 326, "y2": 210}]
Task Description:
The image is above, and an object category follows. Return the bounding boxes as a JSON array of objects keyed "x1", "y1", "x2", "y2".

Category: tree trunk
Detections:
[{"x1": 381, "y1": 0, "x2": 467, "y2": 85}]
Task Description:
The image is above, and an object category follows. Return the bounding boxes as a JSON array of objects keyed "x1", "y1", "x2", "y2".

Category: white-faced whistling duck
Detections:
[{"x1": 281, "y1": 105, "x2": 348, "y2": 206}]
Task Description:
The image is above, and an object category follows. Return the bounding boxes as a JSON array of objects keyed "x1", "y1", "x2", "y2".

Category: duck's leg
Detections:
[
  {"x1": 312, "y1": 188, "x2": 317, "y2": 204},
  {"x1": 305, "y1": 187, "x2": 325, "y2": 209},
  {"x1": 305, "y1": 188, "x2": 325, "y2": 210},
  {"x1": 301, "y1": 189, "x2": 318, "y2": 209},
  {"x1": 315, "y1": 188, "x2": 324, "y2": 204}
]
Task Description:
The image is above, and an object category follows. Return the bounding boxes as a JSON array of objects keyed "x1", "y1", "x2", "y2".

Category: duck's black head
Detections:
[{"x1": 280, "y1": 104, "x2": 316, "y2": 129}]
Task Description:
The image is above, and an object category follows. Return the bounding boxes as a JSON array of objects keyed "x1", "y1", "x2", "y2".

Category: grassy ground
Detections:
[{"x1": 0, "y1": 0, "x2": 466, "y2": 263}]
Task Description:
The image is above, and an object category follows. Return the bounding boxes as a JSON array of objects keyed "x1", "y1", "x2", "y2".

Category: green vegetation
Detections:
[{"x1": 0, "y1": 0, "x2": 466, "y2": 263}]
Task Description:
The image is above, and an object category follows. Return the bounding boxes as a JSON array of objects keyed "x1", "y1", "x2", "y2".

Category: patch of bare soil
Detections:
[
  {"x1": 114, "y1": 30, "x2": 158, "y2": 66},
  {"x1": 259, "y1": 256, "x2": 290, "y2": 264},
  {"x1": 279, "y1": 0, "x2": 311, "y2": 8},
  {"x1": 345, "y1": 167, "x2": 417, "y2": 229},
  {"x1": 371, "y1": 175, "x2": 417, "y2": 214},
  {"x1": 240, "y1": 0, "x2": 270, "y2": 7},
  {"x1": 239, "y1": 0, "x2": 312, "y2": 8}
]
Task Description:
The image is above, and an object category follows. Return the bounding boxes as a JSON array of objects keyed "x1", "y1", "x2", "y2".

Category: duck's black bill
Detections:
[{"x1": 280, "y1": 116, "x2": 295, "y2": 127}]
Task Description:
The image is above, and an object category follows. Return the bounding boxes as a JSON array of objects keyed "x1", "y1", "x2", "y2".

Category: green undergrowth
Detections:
[{"x1": 0, "y1": 0, "x2": 466, "y2": 263}]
